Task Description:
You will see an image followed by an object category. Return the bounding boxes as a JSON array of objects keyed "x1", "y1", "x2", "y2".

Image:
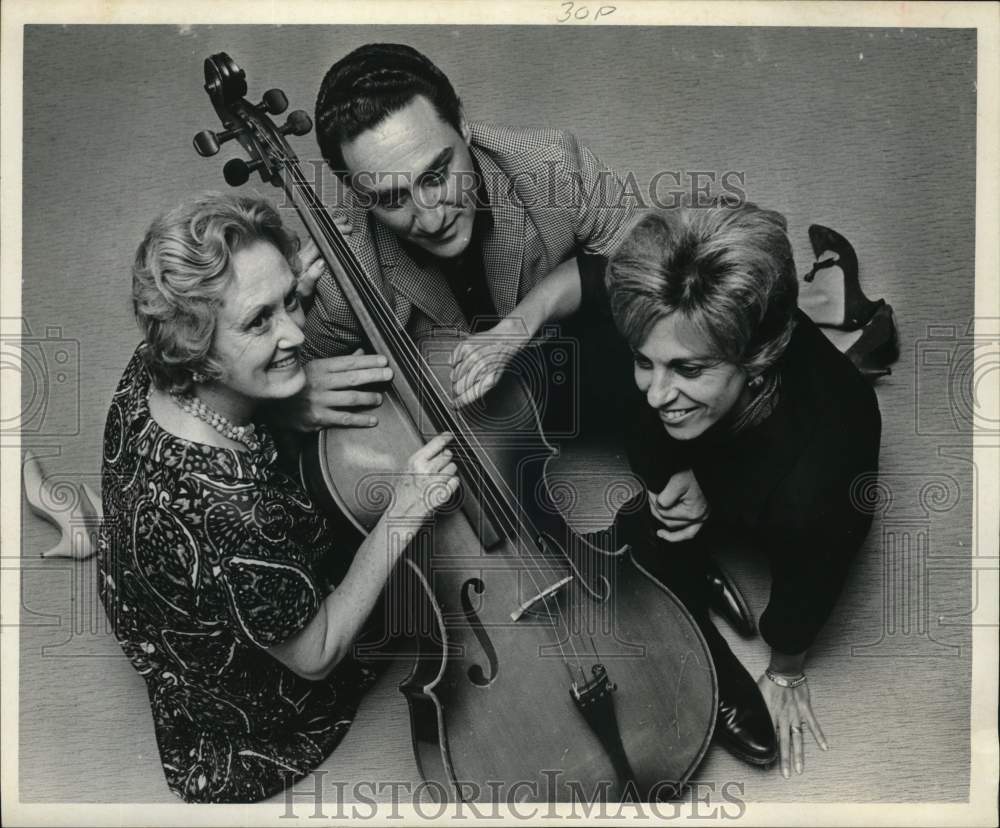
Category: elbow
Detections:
[
  {"x1": 290, "y1": 637, "x2": 351, "y2": 683},
  {"x1": 295, "y1": 665, "x2": 333, "y2": 683},
  {"x1": 266, "y1": 600, "x2": 358, "y2": 681}
]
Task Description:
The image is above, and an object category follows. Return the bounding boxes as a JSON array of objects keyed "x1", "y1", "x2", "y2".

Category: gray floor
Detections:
[{"x1": 14, "y1": 25, "x2": 981, "y2": 805}]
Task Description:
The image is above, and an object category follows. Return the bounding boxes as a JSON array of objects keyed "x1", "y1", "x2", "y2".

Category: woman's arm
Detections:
[
  {"x1": 265, "y1": 510, "x2": 410, "y2": 680},
  {"x1": 755, "y1": 426, "x2": 878, "y2": 777},
  {"x1": 266, "y1": 434, "x2": 459, "y2": 680}
]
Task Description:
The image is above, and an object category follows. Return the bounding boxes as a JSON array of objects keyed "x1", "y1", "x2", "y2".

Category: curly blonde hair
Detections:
[{"x1": 131, "y1": 193, "x2": 301, "y2": 392}]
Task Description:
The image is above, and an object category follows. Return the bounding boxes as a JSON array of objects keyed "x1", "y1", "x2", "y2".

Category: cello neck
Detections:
[
  {"x1": 279, "y1": 158, "x2": 467, "y2": 428},
  {"x1": 194, "y1": 54, "x2": 531, "y2": 546},
  {"x1": 280, "y1": 162, "x2": 416, "y2": 373}
]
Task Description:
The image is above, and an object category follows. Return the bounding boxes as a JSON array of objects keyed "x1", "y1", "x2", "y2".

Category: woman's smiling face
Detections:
[
  {"x1": 207, "y1": 241, "x2": 307, "y2": 420},
  {"x1": 633, "y1": 313, "x2": 752, "y2": 440}
]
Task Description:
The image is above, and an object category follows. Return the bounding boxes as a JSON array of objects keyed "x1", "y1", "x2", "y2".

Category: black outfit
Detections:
[
  {"x1": 578, "y1": 253, "x2": 882, "y2": 656},
  {"x1": 440, "y1": 209, "x2": 499, "y2": 330}
]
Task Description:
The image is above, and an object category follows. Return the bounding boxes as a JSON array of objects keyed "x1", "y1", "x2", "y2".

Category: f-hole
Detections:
[{"x1": 461, "y1": 578, "x2": 498, "y2": 687}]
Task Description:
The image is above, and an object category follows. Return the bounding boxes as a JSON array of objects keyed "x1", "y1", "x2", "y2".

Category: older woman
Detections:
[
  {"x1": 98, "y1": 193, "x2": 457, "y2": 803},
  {"x1": 581, "y1": 204, "x2": 881, "y2": 779}
]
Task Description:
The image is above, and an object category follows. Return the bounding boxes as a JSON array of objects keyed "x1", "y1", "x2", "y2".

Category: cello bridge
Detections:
[{"x1": 509, "y1": 575, "x2": 573, "y2": 622}]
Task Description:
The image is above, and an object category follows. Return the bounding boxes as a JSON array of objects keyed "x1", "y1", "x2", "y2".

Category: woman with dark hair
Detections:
[
  {"x1": 98, "y1": 192, "x2": 458, "y2": 802},
  {"x1": 582, "y1": 204, "x2": 881, "y2": 778}
]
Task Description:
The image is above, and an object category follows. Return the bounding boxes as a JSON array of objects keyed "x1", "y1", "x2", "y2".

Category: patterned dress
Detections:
[{"x1": 97, "y1": 347, "x2": 379, "y2": 803}]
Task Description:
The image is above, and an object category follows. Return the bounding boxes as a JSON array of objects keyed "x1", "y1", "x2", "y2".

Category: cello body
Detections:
[
  {"x1": 302, "y1": 333, "x2": 717, "y2": 802},
  {"x1": 195, "y1": 53, "x2": 717, "y2": 804}
]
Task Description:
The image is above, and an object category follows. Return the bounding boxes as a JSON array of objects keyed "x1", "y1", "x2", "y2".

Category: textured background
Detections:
[{"x1": 17, "y1": 25, "x2": 977, "y2": 804}]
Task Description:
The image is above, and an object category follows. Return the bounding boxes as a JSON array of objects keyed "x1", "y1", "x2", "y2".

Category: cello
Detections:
[{"x1": 193, "y1": 52, "x2": 716, "y2": 803}]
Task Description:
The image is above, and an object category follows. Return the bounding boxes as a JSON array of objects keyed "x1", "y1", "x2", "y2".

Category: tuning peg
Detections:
[
  {"x1": 260, "y1": 89, "x2": 288, "y2": 115},
  {"x1": 223, "y1": 157, "x2": 263, "y2": 186},
  {"x1": 280, "y1": 110, "x2": 312, "y2": 137},
  {"x1": 193, "y1": 127, "x2": 241, "y2": 157}
]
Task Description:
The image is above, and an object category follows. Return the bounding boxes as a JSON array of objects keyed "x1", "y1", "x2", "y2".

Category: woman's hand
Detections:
[
  {"x1": 389, "y1": 433, "x2": 461, "y2": 522},
  {"x1": 295, "y1": 217, "x2": 353, "y2": 309},
  {"x1": 450, "y1": 317, "x2": 532, "y2": 408},
  {"x1": 757, "y1": 672, "x2": 829, "y2": 778},
  {"x1": 648, "y1": 468, "x2": 711, "y2": 542}
]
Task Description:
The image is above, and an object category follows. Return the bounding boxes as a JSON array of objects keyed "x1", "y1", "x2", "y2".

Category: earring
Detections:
[{"x1": 748, "y1": 375, "x2": 764, "y2": 389}]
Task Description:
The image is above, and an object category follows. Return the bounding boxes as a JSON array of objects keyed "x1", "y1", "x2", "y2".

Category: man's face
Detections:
[{"x1": 341, "y1": 95, "x2": 478, "y2": 260}]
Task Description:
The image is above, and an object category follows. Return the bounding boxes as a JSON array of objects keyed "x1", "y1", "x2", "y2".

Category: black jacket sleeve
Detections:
[
  {"x1": 576, "y1": 252, "x2": 612, "y2": 320},
  {"x1": 758, "y1": 392, "x2": 881, "y2": 654}
]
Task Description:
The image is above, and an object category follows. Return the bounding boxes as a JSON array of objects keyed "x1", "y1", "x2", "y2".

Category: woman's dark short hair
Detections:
[
  {"x1": 315, "y1": 43, "x2": 464, "y2": 178},
  {"x1": 131, "y1": 193, "x2": 301, "y2": 392},
  {"x1": 606, "y1": 204, "x2": 799, "y2": 380}
]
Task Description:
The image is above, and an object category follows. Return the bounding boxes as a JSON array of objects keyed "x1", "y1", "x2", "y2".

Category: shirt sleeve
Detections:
[
  {"x1": 759, "y1": 507, "x2": 873, "y2": 655},
  {"x1": 218, "y1": 526, "x2": 326, "y2": 650},
  {"x1": 562, "y1": 134, "x2": 639, "y2": 257},
  {"x1": 576, "y1": 252, "x2": 613, "y2": 320},
  {"x1": 300, "y1": 271, "x2": 366, "y2": 361},
  {"x1": 758, "y1": 408, "x2": 881, "y2": 655}
]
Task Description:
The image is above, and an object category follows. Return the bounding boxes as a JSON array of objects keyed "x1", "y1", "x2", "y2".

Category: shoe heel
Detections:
[{"x1": 867, "y1": 305, "x2": 900, "y2": 366}]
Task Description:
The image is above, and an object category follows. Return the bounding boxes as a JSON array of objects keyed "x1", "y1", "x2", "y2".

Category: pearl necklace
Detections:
[{"x1": 167, "y1": 390, "x2": 261, "y2": 451}]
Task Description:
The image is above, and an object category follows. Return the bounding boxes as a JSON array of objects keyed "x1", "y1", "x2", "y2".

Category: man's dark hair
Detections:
[{"x1": 315, "y1": 43, "x2": 464, "y2": 179}]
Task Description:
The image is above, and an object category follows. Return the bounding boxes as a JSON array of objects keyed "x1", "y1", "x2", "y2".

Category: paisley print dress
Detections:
[{"x1": 97, "y1": 347, "x2": 379, "y2": 803}]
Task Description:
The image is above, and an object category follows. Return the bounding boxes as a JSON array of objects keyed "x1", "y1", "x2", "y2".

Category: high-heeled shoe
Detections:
[
  {"x1": 844, "y1": 302, "x2": 899, "y2": 380},
  {"x1": 23, "y1": 451, "x2": 102, "y2": 559},
  {"x1": 801, "y1": 224, "x2": 885, "y2": 332}
]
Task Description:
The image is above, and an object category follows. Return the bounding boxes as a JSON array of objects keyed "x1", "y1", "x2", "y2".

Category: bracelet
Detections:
[{"x1": 765, "y1": 668, "x2": 806, "y2": 688}]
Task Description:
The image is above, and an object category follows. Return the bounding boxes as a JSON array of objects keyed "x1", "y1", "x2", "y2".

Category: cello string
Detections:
[
  {"x1": 256, "y1": 126, "x2": 534, "y2": 543},
  {"x1": 272, "y1": 139, "x2": 588, "y2": 607},
  {"x1": 277, "y1": 149, "x2": 597, "y2": 675},
  {"x1": 290, "y1": 170, "x2": 525, "y2": 535},
  {"x1": 284, "y1": 155, "x2": 535, "y2": 538},
  {"x1": 297, "y1": 184, "x2": 598, "y2": 681},
  {"x1": 262, "y1": 127, "x2": 591, "y2": 674},
  {"x1": 290, "y1": 164, "x2": 583, "y2": 585},
  {"x1": 289, "y1": 159, "x2": 560, "y2": 552}
]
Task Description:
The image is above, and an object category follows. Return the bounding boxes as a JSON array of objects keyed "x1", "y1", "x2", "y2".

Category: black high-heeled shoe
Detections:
[
  {"x1": 803, "y1": 224, "x2": 885, "y2": 332},
  {"x1": 844, "y1": 302, "x2": 900, "y2": 380}
]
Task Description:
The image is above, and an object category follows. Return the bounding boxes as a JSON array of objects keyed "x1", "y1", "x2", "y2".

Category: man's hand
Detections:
[
  {"x1": 296, "y1": 239, "x2": 326, "y2": 308},
  {"x1": 285, "y1": 349, "x2": 393, "y2": 431},
  {"x1": 648, "y1": 468, "x2": 710, "y2": 542},
  {"x1": 450, "y1": 317, "x2": 532, "y2": 407}
]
